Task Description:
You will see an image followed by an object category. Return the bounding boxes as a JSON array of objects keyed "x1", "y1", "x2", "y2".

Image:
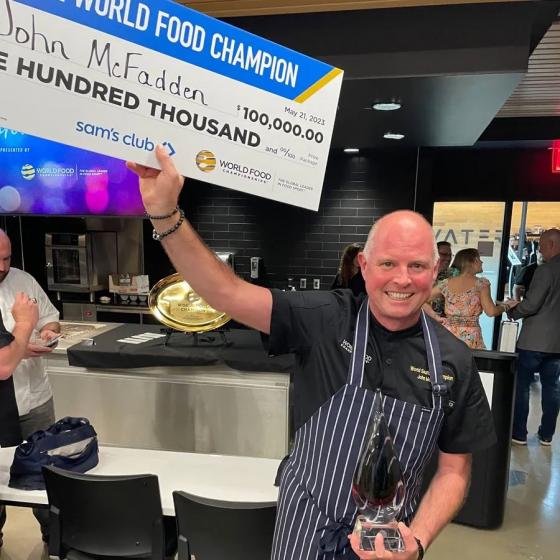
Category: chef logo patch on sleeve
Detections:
[{"x1": 341, "y1": 340, "x2": 372, "y2": 363}]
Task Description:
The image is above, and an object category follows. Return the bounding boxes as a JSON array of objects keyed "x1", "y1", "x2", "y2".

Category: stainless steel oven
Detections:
[{"x1": 45, "y1": 233, "x2": 115, "y2": 293}]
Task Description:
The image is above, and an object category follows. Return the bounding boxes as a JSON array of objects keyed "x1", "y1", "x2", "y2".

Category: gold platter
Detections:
[{"x1": 148, "y1": 273, "x2": 231, "y2": 332}]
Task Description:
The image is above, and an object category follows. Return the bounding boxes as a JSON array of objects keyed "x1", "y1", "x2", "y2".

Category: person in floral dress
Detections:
[{"x1": 431, "y1": 249, "x2": 516, "y2": 349}]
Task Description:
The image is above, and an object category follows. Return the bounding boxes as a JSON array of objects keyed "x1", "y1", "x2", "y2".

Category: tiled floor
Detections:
[
  {"x1": 2, "y1": 384, "x2": 559, "y2": 559},
  {"x1": 1, "y1": 506, "x2": 47, "y2": 560}
]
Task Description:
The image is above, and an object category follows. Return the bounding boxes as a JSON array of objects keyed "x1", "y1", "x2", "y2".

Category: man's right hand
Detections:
[
  {"x1": 128, "y1": 144, "x2": 273, "y2": 334},
  {"x1": 11, "y1": 292, "x2": 39, "y2": 330},
  {"x1": 24, "y1": 342, "x2": 54, "y2": 359},
  {"x1": 127, "y1": 144, "x2": 184, "y2": 216},
  {"x1": 349, "y1": 523, "x2": 421, "y2": 559}
]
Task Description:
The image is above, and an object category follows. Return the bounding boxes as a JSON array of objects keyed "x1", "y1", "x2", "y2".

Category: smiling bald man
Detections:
[{"x1": 131, "y1": 147, "x2": 496, "y2": 560}]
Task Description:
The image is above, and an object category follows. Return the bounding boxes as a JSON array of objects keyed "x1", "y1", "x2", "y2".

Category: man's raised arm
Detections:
[
  {"x1": 127, "y1": 145, "x2": 272, "y2": 334},
  {"x1": 0, "y1": 293, "x2": 39, "y2": 379}
]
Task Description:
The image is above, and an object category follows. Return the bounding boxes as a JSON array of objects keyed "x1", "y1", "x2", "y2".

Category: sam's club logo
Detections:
[
  {"x1": 195, "y1": 150, "x2": 216, "y2": 172},
  {"x1": 21, "y1": 164, "x2": 36, "y2": 180}
]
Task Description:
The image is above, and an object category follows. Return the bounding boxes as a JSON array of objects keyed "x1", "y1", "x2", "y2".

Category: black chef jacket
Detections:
[
  {"x1": 0, "y1": 310, "x2": 23, "y2": 446},
  {"x1": 269, "y1": 289, "x2": 496, "y2": 454}
]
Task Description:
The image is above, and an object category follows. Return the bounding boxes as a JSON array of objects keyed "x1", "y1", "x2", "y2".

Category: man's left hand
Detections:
[
  {"x1": 25, "y1": 343, "x2": 54, "y2": 358},
  {"x1": 422, "y1": 304, "x2": 445, "y2": 325},
  {"x1": 349, "y1": 522, "x2": 421, "y2": 559},
  {"x1": 504, "y1": 299, "x2": 519, "y2": 311},
  {"x1": 25, "y1": 329, "x2": 60, "y2": 357}
]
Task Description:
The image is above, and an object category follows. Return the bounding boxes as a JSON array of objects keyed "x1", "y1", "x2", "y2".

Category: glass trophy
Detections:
[{"x1": 352, "y1": 391, "x2": 405, "y2": 552}]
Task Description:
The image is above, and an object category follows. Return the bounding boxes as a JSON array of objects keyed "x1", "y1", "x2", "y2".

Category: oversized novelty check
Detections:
[{"x1": 0, "y1": 0, "x2": 343, "y2": 210}]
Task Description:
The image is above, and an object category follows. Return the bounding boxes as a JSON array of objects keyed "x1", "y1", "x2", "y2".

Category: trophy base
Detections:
[{"x1": 355, "y1": 517, "x2": 404, "y2": 552}]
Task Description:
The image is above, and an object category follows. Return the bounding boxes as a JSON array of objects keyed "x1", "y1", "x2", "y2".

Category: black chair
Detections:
[
  {"x1": 173, "y1": 490, "x2": 276, "y2": 560},
  {"x1": 43, "y1": 465, "x2": 177, "y2": 560}
]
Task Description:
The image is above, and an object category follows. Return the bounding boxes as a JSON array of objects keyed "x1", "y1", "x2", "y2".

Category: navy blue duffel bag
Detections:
[{"x1": 9, "y1": 417, "x2": 99, "y2": 490}]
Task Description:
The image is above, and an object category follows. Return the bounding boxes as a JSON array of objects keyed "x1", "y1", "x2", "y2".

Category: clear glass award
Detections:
[{"x1": 352, "y1": 392, "x2": 405, "y2": 552}]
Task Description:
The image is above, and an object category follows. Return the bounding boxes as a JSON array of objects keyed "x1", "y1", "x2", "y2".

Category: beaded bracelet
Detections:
[
  {"x1": 146, "y1": 205, "x2": 179, "y2": 220},
  {"x1": 414, "y1": 537, "x2": 425, "y2": 560},
  {"x1": 152, "y1": 208, "x2": 185, "y2": 241}
]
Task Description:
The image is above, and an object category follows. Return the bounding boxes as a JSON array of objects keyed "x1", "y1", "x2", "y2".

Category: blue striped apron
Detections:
[{"x1": 272, "y1": 299, "x2": 447, "y2": 560}]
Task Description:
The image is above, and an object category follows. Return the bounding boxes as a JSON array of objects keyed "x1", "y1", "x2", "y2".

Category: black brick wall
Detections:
[
  {"x1": 8, "y1": 147, "x2": 558, "y2": 298},
  {"x1": 144, "y1": 149, "x2": 418, "y2": 290}
]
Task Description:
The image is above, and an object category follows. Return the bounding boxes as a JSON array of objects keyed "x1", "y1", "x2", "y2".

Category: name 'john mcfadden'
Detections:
[
  {"x1": 0, "y1": 0, "x2": 70, "y2": 60},
  {"x1": 86, "y1": 40, "x2": 208, "y2": 106}
]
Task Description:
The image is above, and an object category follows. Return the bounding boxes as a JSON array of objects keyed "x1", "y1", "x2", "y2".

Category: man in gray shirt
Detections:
[{"x1": 510, "y1": 228, "x2": 560, "y2": 446}]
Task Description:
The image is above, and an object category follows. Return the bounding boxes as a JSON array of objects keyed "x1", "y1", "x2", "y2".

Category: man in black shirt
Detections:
[
  {"x1": 130, "y1": 147, "x2": 495, "y2": 560},
  {"x1": 272, "y1": 289, "x2": 494, "y2": 455},
  {"x1": 512, "y1": 262, "x2": 536, "y2": 300},
  {"x1": 0, "y1": 293, "x2": 38, "y2": 547},
  {"x1": 430, "y1": 241, "x2": 453, "y2": 316}
]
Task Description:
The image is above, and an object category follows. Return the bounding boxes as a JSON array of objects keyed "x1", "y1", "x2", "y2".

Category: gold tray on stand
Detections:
[{"x1": 148, "y1": 273, "x2": 231, "y2": 333}]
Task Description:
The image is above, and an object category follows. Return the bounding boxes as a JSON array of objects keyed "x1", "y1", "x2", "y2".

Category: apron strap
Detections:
[
  {"x1": 348, "y1": 298, "x2": 370, "y2": 387},
  {"x1": 420, "y1": 310, "x2": 452, "y2": 413}
]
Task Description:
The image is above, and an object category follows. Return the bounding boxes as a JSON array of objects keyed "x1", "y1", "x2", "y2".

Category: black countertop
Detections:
[{"x1": 67, "y1": 324, "x2": 294, "y2": 373}]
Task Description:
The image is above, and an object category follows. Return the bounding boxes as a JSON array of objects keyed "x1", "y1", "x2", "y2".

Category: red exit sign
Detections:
[{"x1": 553, "y1": 140, "x2": 560, "y2": 174}]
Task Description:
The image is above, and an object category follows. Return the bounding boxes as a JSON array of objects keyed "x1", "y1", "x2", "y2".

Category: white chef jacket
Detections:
[{"x1": 0, "y1": 268, "x2": 59, "y2": 415}]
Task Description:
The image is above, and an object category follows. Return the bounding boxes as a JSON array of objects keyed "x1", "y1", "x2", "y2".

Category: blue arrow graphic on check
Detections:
[{"x1": 162, "y1": 142, "x2": 176, "y2": 157}]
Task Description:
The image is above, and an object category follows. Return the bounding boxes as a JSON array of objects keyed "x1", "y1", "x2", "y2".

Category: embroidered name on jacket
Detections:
[{"x1": 410, "y1": 365, "x2": 454, "y2": 383}]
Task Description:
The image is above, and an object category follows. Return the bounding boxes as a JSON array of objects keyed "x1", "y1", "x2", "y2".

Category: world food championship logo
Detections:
[
  {"x1": 195, "y1": 150, "x2": 216, "y2": 172},
  {"x1": 19, "y1": 163, "x2": 76, "y2": 180},
  {"x1": 21, "y1": 164, "x2": 36, "y2": 180},
  {"x1": 195, "y1": 149, "x2": 272, "y2": 184}
]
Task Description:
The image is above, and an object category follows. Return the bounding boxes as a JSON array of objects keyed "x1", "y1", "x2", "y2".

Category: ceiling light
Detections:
[
  {"x1": 383, "y1": 132, "x2": 405, "y2": 140},
  {"x1": 372, "y1": 102, "x2": 402, "y2": 111},
  {"x1": 344, "y1": 148, "x2": 360, "y2": 153}
]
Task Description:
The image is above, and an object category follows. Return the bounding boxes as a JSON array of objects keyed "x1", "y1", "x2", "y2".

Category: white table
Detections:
[{"x1": 0, "y1": 446, "x2": 280, "y2": 516}]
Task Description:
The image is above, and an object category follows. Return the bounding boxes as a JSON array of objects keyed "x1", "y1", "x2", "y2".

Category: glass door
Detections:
[
  {"x1": 508, "y1": 202, "x2": 560, "y2": 296},
  {"x1": 52, "y1": 247, "x2": 83, "y2": 284}
]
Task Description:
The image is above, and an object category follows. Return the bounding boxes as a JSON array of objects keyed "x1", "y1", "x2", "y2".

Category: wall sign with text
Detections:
[{"x1": 0, "y1": 0, "x2": 343, "y2": 210}]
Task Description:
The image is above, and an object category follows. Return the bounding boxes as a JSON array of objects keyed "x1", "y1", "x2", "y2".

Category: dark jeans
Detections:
[
  {"x1": 513, "y1": 350, "x2": 560, "y2": 441},
  {"x1": 0, "y1": 398, "x2": 55, "y2": 542}
]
